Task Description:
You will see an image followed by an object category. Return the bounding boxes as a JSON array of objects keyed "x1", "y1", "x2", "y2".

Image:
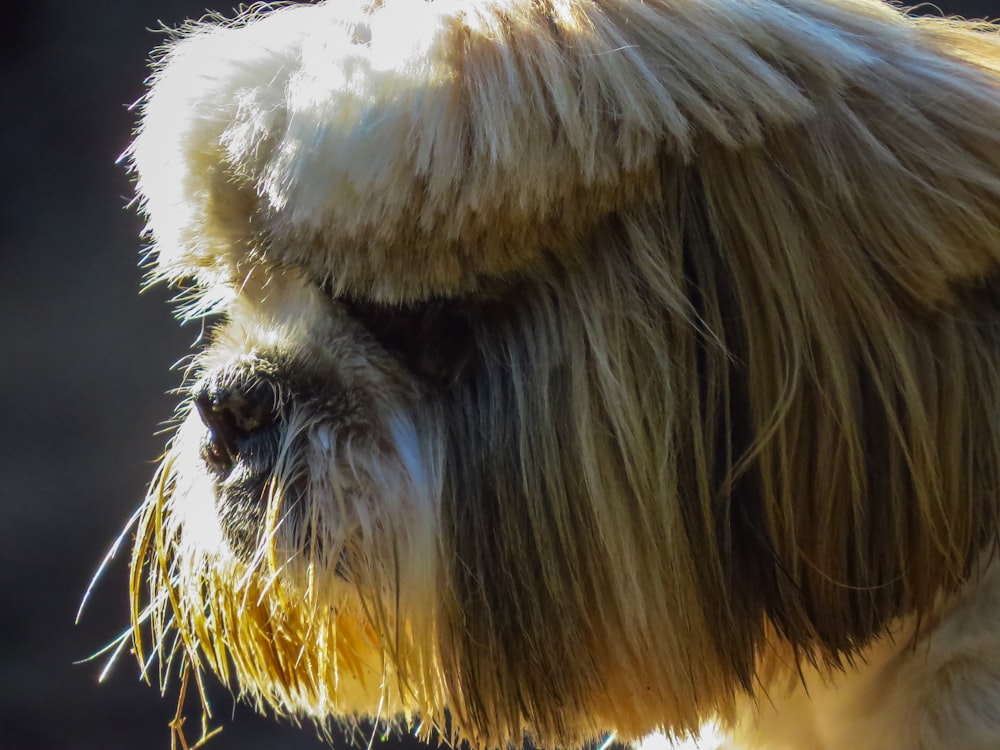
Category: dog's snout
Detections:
[{"x1": 194, "y1": 376, "x2": 279, "y2": 475}]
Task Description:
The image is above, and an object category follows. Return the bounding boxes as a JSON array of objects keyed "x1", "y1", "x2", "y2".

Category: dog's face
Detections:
[
  {"x1": 127, "y1": 0, "x2": 1000, "y2": 747},
  {"x1": 144, "y1": 272, "x2": 446, "y2": 714}
]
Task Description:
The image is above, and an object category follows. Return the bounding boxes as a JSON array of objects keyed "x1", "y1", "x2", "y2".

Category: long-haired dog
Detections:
[{"x1": 121, "y1": 0, "x2": 1000, "y2": 748}]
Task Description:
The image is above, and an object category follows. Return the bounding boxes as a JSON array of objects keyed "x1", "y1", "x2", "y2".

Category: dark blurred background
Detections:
[{"x1": 0, "y1": 1, "x2": 996, "y2": 749}]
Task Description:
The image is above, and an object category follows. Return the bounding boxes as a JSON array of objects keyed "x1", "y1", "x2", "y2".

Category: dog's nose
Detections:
[{"x1": 194, "y1": 376, "x2": 279, "y2": 474}]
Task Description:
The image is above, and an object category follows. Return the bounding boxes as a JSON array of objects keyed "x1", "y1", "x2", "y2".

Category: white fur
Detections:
[
  {"x1": 133, "y1": 0, "x2": 932, "y2": 302},
  {"x1": 636, "y1": 565, "x2": 1000, "y2": 749}
]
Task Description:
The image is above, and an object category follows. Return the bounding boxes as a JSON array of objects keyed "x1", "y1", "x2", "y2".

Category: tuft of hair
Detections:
[{"x1": 127, "y1": 0, "x2": 1000, "y2": 747}]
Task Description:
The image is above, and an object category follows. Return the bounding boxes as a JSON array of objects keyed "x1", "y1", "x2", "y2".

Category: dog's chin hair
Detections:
[{"x1": 130, "y1": 402, "x2": 446, "y2": 731}]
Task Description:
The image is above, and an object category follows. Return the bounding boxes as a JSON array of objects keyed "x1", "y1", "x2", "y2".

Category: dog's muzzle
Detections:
[{"x1": 192, "y1": 370, "x2": 286, "y2": 556}]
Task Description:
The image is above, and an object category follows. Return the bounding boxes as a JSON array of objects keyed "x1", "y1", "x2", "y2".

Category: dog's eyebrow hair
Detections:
[{"x1": 334, "y1": 295, "x2": 479, "y2": 386}]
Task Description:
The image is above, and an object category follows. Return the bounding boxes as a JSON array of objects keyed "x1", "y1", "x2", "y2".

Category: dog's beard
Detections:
[{"x1": 131, "y1": 290, "x2": 447, "y2": 729}]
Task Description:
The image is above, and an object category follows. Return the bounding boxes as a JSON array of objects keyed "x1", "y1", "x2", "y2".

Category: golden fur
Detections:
[{"x1": 122, "y1": 0, "x2": 1000, "y2": 747}]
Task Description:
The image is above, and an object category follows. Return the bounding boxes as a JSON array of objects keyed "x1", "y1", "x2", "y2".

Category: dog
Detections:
[{"x1": 123, "y1": 0, "x2": 1000, "y2": 748}]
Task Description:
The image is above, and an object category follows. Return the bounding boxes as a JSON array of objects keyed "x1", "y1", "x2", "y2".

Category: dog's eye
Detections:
[{"x1": 338, "y1": 296, "x2": 475, "y2": 386}]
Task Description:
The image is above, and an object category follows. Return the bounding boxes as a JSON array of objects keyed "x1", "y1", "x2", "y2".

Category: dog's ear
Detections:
[
  {"x1": 666, "y1": 16, "x2": 1000, "y2": 669},
  {"x1": 130, "y1": 0, "x2": 1000, "y2": 308}
]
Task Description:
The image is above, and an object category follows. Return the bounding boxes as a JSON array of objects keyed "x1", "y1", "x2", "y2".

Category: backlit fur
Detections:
[{"x1": 125, "y1": 0, "x2": 1000, "y2": 748}]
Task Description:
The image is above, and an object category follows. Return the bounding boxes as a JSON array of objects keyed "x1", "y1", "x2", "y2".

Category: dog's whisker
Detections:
[{"x1": 77, "y1": 502, "x2": 148, "y2": 623}]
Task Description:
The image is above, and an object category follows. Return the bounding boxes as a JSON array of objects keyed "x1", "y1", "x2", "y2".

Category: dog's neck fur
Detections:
[{"x1": 660, "y1": 561, "x2": 1000, "y2": 749}]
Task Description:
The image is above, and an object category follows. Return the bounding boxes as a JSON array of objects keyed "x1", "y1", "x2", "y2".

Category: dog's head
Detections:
[{"x1": 127, "y1": 0, "x2": 1000, "y2": 746}]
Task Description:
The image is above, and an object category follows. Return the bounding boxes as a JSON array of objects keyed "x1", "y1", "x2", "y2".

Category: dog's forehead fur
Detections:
[
  {"x1": 133, "y1": 0, "x2": 1000, "y2": 306},
  {"x1": 126, "y1": 0, "x2": 1000, "y2": 748}
]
